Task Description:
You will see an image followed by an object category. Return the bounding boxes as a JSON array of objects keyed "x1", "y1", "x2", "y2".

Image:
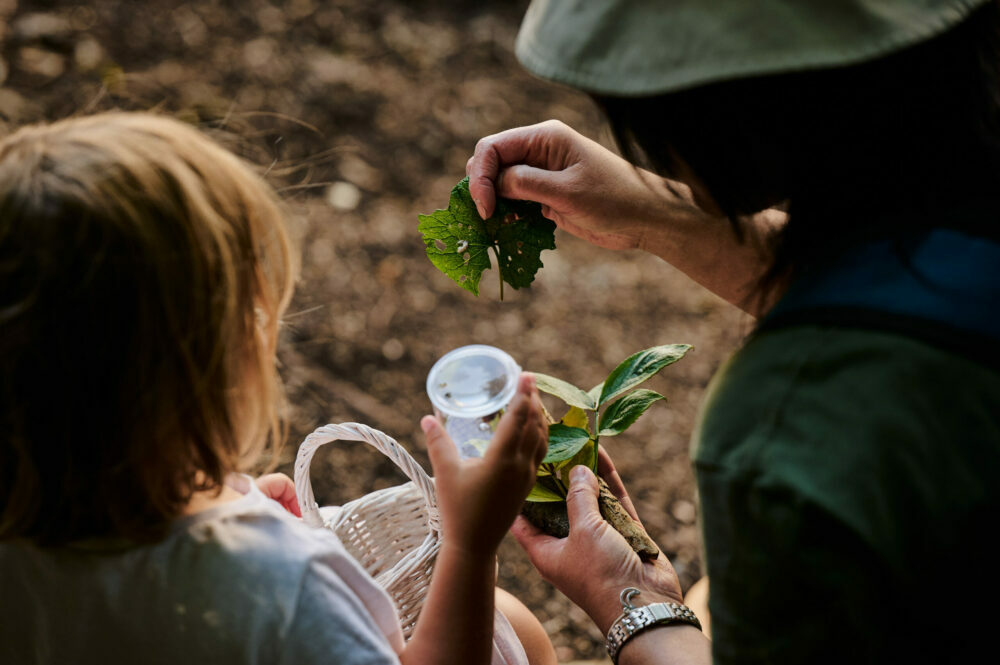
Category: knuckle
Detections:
[
  {"x1": 566, "y1": 484, "x2": 589, "y2": 502},
  {"x1": 545, "y1": 119, "x2": 571, "y2": 141},
  {"x1": 498, "y1": 168, "x2": 519, "y2": 191}
]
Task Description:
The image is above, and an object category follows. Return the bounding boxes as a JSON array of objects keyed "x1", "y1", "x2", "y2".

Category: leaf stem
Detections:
[
  {"x1": 540, "y1": 463, "x2": 569, "y2": 498},
  {"x1": 494, "y1": 243, "x2": 504, "y2": 301},
  {"x1": 553, "y1": 474, "x2": 569, "y2": 497}
]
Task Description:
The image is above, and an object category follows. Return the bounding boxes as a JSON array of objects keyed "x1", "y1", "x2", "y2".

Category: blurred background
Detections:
[{"x1": 0, "y1": 1, "x2": 750, "y2": 660}]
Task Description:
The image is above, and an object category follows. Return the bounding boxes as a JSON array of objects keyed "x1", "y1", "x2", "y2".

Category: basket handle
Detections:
[{"x1": 294, "y1": 422, "x2": 440, "y2": 533}]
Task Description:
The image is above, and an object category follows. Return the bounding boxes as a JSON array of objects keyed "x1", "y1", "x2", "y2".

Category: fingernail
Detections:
[
  {"x1": 420, "y1": 416, "x2": 436, "y2": 434},
  {"x1": 473, "y1": 198, "x2": 487, "y2": 219},
  {"x1": 571, "y1": 465, "x2": 589, "y2": 483}
]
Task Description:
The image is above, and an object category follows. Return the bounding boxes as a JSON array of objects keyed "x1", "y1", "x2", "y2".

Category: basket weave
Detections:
[{"x1": 294, "y1": 422, "x2": 441, "y2": 640}]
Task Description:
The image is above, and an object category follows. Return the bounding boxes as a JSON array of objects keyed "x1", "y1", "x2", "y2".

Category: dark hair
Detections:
[{"x1": 594, "y1": 2, "x2": 1000, "y2": 305}]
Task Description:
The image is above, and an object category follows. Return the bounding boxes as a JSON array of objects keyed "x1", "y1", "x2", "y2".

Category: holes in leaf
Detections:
[
  {"x1": 434, "y1": 239, "x2": 447, "y2": 251},
  {"x1": 463, "y1": 252, "x2": 471, "y2": 263},
  {"x1": 459, "y1": 275, "x2": 468, "y2": 282}
]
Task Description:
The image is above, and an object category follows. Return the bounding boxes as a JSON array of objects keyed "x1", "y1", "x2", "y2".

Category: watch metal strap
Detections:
[{"x1": 606, "y1": 595, "x2": 702, "y2": 664}]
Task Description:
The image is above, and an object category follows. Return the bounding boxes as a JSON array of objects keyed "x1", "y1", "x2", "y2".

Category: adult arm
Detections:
[
  {"x1": 466, "y1": 120, "x2": 786, "y2": 316},
  {"x1": 511, "y1": 463, "x2": 712, "y2": 665},
  {"x1": 401, "y1": 373, "x2": 549, "y2": 665}
]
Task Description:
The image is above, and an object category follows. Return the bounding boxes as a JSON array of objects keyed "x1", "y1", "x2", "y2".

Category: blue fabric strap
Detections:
[{"x1": 761, "y1": 229, "x2": 1000, "y2": 364}]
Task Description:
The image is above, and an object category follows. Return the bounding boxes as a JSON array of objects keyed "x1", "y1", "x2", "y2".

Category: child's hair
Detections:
[{"x1": 0, "y1": 112, "x2": 296, "y2": 544}]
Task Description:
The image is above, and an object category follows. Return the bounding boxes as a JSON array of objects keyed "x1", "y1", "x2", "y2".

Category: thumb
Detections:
[
  {"x1": 565, "y1": 465, "x2": 601, "y2": 529},
  {"x1": 422, "y1": 415, "x2": 458, "y2": 478}
]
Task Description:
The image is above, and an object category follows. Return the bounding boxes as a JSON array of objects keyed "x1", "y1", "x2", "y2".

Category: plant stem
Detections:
[
  {"x1": 494, "y1": 244, "x2": 504, "y2": 301},
  {"x1": 553, "y1": 474, "x2": 569, "y2": 497},
  {"x1": 541, "y1": 463, "x2": 569, "y2": 498}
]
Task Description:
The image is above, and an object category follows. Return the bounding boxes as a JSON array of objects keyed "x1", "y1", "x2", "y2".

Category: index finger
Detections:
[
  {"x1": 510, "y1": 514, "x2": 566, "y2": 569},
  {"x1": 596, "y1": 446, "x2": 641, "y2": 524},
  {"x1": 467, "y1": 121, "x2": 566, "y2": 218}
]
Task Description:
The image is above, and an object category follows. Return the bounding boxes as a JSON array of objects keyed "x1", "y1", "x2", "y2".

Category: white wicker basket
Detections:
[{"x1": 294, "y1": 422, "x2": 441, "y2": 640}]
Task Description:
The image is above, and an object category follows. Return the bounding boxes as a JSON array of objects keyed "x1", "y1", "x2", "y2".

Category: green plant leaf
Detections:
[
  {"x1": 598, "y1": 344, "x2": 692, "y2": 407},
  {"x1": 560, "y1": 406, "x2": 590, "y2": 433},
  {"x1": 417, "y1": 177, "x2": 555, "y2": 298},
  {"x1": 534, "y1": 373, "x2": 596, "y2": 410},
  {"x1": 587, "y1": 383, "x2": 603, "y2": 404},
  {"x1": 556, "y1": 439, "x2": 598, "y2": 479},
  {"x1": 416, "y1": 180, "x2": 492, "y2": 296},
  {"x1": 526, "y1": 477, "x2": 566, "y2": 503},
  {"x1": 543, "y1": 424, "x2": 593, "y2": 464},
  {"x1": 598, "y1": 389, "x2": 665, "y2": 436}
]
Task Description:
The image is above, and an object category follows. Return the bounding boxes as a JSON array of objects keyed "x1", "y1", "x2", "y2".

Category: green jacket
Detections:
[{"x1": 694, "y1": 326, "x2": 1000, "y2": 662}]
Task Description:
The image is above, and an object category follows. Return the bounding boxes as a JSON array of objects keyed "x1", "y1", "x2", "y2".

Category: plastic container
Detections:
[{"x1": 426, "y1": 345, "x2": 521, "y2": 458}]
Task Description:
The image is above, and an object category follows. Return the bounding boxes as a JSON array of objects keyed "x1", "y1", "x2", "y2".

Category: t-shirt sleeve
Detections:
[
  {"x1": 697, "y1": 468, "x2": 893, "y2": 664},
  {"x1": 277, "y1": 558, "x2": 402, "y2": 665}
]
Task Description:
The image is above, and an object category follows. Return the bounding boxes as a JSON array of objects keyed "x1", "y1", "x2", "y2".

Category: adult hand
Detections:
[
  {"x1": 255, "y1": 473, "x2": 302, "y2": 517},
  {"x1": 467, "y1": 120, "x2": 787, "y2": 315},
  {"x1": 422, "y1": 373, "x2": 548, "y2": 557},
  {"x1": 467, "y1": 120, "x2": 697, "y2": 252},
  {"x1": 511, "y1": 464, "x2": 684, "y2": 634}
]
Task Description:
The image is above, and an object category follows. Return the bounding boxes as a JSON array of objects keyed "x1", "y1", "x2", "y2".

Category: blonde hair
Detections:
[{"x1": 0, "y1": 113, "x2": 296, "y2": 543}]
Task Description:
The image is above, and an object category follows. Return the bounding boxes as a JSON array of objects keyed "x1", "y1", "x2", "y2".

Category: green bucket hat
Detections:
[{"x1": 515, "y1": 0, "x2": 990, "y2": 96}]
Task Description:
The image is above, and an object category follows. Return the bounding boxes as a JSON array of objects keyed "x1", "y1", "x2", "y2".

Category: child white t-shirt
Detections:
[{"x1": 0, "y1": 478, "x2": 405, "y2": 664}]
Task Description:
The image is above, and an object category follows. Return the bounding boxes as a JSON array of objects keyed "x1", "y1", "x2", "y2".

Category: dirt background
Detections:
[{"x1": 1, "y1": 1, "x2": 751, "y2": 660}]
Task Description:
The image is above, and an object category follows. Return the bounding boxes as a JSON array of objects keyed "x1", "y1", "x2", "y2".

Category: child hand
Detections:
[
  {"x1": 255, "y1": 473, "x2": 302, "y2": 517},
  {"x1": 421, "y1": 373, "x2": 548, "y2": 557}
]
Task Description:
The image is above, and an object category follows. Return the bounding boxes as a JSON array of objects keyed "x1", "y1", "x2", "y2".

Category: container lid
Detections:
[{"x1": 426, "y1": 345, "x2": 521, "y2": 419}]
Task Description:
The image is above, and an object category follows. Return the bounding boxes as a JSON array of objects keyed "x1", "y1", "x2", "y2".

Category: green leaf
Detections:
[
  {"x1": 534, "y1": 373, "x2": 596, "y2": 410},
  {"x1": 526, "y1": 477, "x2": 566, "y2": 503},
  {"x1": 484, "y1": 195, "x2": 557, "y2": 291},
  {"x1": 598, "y1": 344, "x2": 692, "y2": 407},
  {"x1": 587, "y1": 383, "x2": 603, "y2": 404},
  {"x1": 417, "y1": 177, "x2": 555, "y2": 298},
  {"x1": 556, "y1": 439, "x2": 598, "y2": 478},
  {"x1": 416, "y1": 179, "x2": 492, "y2": 296},
  {"x1": 598, "y1": 389, "x2": 665, "y2": 436},
  {"x1": 543, "y1": 424, "x2": 592, "y2": 464}
]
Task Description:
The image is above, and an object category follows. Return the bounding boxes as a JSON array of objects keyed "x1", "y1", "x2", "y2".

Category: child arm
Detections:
[{"x1": 401, "y1": 373, "x2": 548, "y2": 665}]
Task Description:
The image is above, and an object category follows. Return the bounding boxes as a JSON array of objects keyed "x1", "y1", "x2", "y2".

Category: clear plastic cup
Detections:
[{"x1": 426, "y1": 345, "x2": 521, "y2": 459}]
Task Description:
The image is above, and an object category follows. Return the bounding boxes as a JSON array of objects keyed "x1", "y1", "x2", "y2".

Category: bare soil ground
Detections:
[{"x1": 1, "y1": 1, "x2": 750, "y2": 659}]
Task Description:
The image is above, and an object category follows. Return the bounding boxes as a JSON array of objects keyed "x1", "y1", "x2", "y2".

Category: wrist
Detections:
[
  {"x1": 605, "y1": 588, "x2": 704, "y2": 665},
  {"x1": 617, "y1": 623, "x2": 708, "y2": 665},
  {"x1": 438, "y1": 540, "x2": 499, "y2": 569}
]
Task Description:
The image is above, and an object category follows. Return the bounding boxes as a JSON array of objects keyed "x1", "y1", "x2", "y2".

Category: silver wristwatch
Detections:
[{"x1": 606, "y1": 588, "x2": 702, "y2": 664}]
